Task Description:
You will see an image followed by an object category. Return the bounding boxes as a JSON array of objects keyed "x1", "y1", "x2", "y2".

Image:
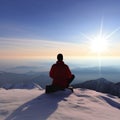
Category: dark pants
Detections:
[{"x1": 46, "y1": 74, "x2": 75, "y2": 93}]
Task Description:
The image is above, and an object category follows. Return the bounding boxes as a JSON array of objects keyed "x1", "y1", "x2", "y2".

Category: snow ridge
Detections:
[{"x1": 0, "y1": 88, "x2": 120, "y2": 120}]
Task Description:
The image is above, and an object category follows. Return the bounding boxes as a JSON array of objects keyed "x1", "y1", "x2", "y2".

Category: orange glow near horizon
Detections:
[{"x1": 0, "y1": 38, "x2": 120, "y2": 60}]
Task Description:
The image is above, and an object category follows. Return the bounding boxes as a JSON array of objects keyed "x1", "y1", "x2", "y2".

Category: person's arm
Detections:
[
  {"x1": 49, "y1": 65, "x2": 54, "y2": 78},
  {"x1": 66, "y1": 65, "x2": 72, "y2": 78}
]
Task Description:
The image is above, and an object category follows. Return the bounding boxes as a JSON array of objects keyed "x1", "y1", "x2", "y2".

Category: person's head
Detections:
[{"x1": 57, "y1": 53, "x2": 63, "y2": 61}]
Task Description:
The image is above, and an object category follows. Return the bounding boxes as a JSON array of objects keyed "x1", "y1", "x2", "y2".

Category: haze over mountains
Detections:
[
  {"x1": 0, "y1": 58, "x2": 120, "y2": 98},
  {"x1": 0, "y1": 69, "x2": 120, "y2": 97},
  {"x1": 1, "y1": 64, "x2": 120, "y2": 81}
]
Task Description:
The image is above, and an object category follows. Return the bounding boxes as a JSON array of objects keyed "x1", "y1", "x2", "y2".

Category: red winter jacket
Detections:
[{"x1": 49, "y1": 61, "x2": 72, "y2": 88}]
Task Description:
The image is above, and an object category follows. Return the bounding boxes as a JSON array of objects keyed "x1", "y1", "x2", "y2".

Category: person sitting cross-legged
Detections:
[{"x1": 46, "y1": 53, "x2": 75, "y2": 93}]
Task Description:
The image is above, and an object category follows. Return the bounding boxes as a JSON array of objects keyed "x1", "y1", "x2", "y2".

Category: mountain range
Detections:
[
  {"x1": 73, "y1": 78, "x2": 120, "y2": 97},
  {"x1": 0, "y1": 71, "x2": 120, "y2": 97},
  {"x1": 0, "y1": 71, "x2": 50, "y2": 89}
]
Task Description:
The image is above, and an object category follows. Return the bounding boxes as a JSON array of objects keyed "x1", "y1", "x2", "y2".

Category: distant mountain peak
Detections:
[
  {"x1": 96, "y1": 78, "x2": 108, "y2": 82},
  {"x1": 73, "y1": 78, "x2": 120, "y2": 97},
  {"x1": 97, "y1": 78, "x2": 107, "y2": 81}
]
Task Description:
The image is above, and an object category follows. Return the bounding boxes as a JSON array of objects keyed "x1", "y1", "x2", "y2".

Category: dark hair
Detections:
[{"x1": 57, "y1": 53, "x2": 63, "y2": 61}]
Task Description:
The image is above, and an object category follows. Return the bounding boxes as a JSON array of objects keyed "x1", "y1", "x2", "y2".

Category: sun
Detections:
[
  {"x1": 82, "y1": 19, "x2": 120, "y2": 54},
  {"x1": 90, "y1": 35, "x2": 109, "y2": 54},
  {"x1": 81, "y1": 19, "x2": 120, "y2": 77}
]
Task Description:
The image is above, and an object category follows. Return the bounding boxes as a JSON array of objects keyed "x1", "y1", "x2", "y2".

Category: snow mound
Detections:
[{"x1": 0, "y1": 88, "x2": 120, "y2": 120}]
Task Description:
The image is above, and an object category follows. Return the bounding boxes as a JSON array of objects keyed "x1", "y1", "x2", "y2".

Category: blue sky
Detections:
[{"x1": 0, "y1": 0, "x2": 120, "y2": 59}]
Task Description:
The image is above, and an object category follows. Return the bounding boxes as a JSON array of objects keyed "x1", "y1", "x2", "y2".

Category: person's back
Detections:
[{"x1": 49, "y1": 53, "x2": 74, "y2": 88}]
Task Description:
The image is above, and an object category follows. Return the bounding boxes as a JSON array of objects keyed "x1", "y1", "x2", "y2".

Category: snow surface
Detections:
[{"x1": 0, "y1": 88, "x2": 120, "y2": 120}]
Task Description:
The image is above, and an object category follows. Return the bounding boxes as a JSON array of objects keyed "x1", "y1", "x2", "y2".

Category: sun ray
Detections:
[
  {"x1": 81, "y1": 19, "x2": 120, "y2": 77},
  {"x1": 99, "y1": 17, "x2": 104, "y2": 37},
  {"x1": 105, "y1": 27, "x2": 120, "y2": 40},
  {"x1": 80, "y1": 32, "x2": 93, "y2": 41}
]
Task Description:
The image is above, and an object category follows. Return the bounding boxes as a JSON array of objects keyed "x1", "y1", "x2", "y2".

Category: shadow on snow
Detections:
[
  {"x1": 101, "y1": 96, "x2": 120, "y2": 110},
  {"x1": 5, "y1": 90, "x2": 71, "y2": 120}
]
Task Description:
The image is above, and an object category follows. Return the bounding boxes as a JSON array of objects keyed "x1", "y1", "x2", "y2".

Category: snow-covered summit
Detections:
[{"x1": 0, "y1": 88, "x2": 120, "y2": 120}]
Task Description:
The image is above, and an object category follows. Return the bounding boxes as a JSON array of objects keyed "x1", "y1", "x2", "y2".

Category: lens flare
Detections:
[
  {"x1": 90, "y1": 35, "x2": 109, "y2": 53},
  {"x1": 81, "y1": 19, "x2": 120, "y2": 77}
]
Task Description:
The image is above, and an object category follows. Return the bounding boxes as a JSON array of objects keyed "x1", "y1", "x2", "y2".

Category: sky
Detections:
[{"x1": 0, "y1": 0, "x2": 120, "y2": 60}]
